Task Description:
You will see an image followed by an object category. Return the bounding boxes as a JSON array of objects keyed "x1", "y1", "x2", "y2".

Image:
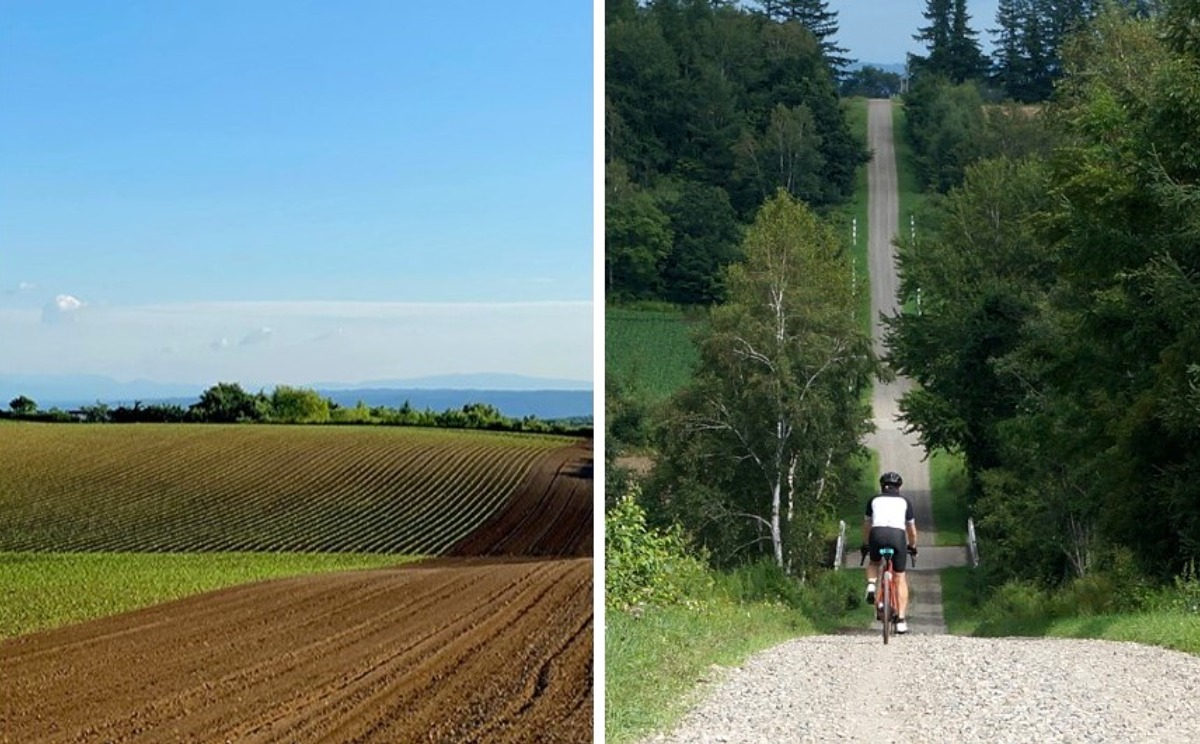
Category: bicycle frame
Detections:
[
  {"x1": 879, "y1": 548, "x2": 899, "y2": 644},
  {"x1": 861, "y1": 546, "x2": 903, "y2": 644}
]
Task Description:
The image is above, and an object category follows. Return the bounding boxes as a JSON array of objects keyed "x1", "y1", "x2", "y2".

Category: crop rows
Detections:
[
  {"x1": 606, "y1": 308, "x2": 701, "y2": 402},
  {"x1": 0, "y1": 424, "x2": 571, "y2": 554}
]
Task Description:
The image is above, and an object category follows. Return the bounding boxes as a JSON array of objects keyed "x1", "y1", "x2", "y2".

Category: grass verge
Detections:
[
  {"x1": 838, "y1": 97, "x2": 872, "y2": 338},
  {"x1": 929, "y1": 449, "x2": 968, "y2": 545},
  {"x1": 606, "y1": 600, "x2": 809, "y2": 743},
  {"x1": 938, "y1": 565, "x2": 1200, "y2": 655},
  {"x1": 605, "y1": 566, "x2": 865, "y2": 743},
  {"x1": 0, "y1": 552, "x2": 419, "y2": 639},
  {"x1": 892, "y1": 100, "x2": 927, "y2": 245},
  {"x1": 939, "y1": 565, "x2": 981, "y2": 634}
]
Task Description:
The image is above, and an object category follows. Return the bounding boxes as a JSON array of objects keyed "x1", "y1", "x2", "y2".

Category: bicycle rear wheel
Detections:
[{"x1": 881, "y1": 569, "x2": 892, "y2": 645}]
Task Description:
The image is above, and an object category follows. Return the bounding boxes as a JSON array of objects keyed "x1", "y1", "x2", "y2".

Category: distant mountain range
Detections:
[{"x1": 0, "y1": 374, "x2": 594, "y2": 421}]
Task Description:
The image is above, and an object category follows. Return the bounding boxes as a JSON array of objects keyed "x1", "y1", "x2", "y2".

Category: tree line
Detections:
[
  {"x1": 605, "y1": 0, "x2": 868, "y2": 305},
  {"x1": 3, "y1": 384, "x2": 590, "y2": 436},
  {"x1": 887, "y1": 3, "x2": 1200, "y2": 589}
]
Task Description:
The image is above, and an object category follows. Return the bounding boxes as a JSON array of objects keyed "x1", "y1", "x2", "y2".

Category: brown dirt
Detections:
[
  {"x1": 448, "y1": 440, "x2": 593, "y2": 558},
  {"x1": 0, "y1": 441, "x2": 595, "y2": 743}
]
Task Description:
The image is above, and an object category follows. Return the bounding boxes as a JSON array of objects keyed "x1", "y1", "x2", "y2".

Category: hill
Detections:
[{"x1": 0, "y1": 423, "x2": 588, "y2": 555}]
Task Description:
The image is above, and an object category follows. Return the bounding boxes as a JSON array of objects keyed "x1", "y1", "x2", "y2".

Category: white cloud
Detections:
[
  {"x1": 3, "y1": 299, "x2": 593, "y2": 385},
  {"x1": 41, "y1": 294, "x2": 84, "y2": 324},
  {"x1": 239, "y1": 327, "x2": 273, "y2": 346}
]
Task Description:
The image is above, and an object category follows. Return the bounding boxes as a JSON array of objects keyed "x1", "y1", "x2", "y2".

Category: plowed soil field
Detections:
[{"x1": 0, "y1": 442, "x2": 594, "y2": 743}]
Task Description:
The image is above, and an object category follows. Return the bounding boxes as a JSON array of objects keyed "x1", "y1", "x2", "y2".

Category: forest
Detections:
[
  {"x1": 609, "y1": 0, "x2": 1200, "y2": 594},
  {"x1": 605, "y1": 0, "x2": 869, "y2": 305}
]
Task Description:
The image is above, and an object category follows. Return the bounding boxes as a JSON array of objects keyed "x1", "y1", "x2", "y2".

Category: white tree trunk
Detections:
[{"x1": 771, "y1": 476, "x2": 784, "y2": 568}]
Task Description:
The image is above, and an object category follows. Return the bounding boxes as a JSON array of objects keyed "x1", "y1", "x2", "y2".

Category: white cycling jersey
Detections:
[{"x1": 866, "y1": 493, "x2": 915, "y2": 530}]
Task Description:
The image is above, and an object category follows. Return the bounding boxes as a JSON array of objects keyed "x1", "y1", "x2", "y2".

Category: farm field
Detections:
[
  {"x1": 1, "y1": 558, "x2": 592, "y2": 743},
  {"x1": 0, "y1": 424, "x2": 594, "y2": 742},
  {"x1": 0, "y1": 552, "x2": 417, "y2": 638},
  {"x1": 606, "y1": 307, "x2": 701, "y2": 402},
  {"x1": 0, "y1": 423, "x2": 572, "y2": 553}
]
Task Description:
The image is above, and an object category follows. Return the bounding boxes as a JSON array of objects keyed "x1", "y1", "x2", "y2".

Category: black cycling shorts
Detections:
[{"x1": 868, "y1": 526, "x2": 909, "y2": 572}]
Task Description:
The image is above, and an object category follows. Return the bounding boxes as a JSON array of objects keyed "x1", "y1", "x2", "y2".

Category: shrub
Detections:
[{"x1": 605, "y1": 487, "x2": 711, "y2": 610}]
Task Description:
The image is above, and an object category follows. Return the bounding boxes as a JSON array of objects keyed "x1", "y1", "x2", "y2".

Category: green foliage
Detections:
[
  {"x1": 0, "y1": 552, "x2": 417, "y2": 639},
  {"x1": 8, "y1": 395, "x2": 36, "y2": 415},
  {"x1": 191, "y1": 382, "x2": 263, "y2": 423},
  {"x1": 887, "y1": 156, "x2": 1054, "y2": 473},
  {"x1": 990, "y1": 0, "x2": 1096, "y2": 102},
  {"x1": 840, "y1": 67, "x2": 903, "y2": 98},
  {"x1": 911, "y1": 0, "x2": 989, "y2": 84},
  {"x1": 929, "y1": 449, "x2": 969, "y2": 545},
  {"x1": 649, "y1": 192, "x2": 877, "y2": 575},
  {"x1": 903, "y1": 76, "x2": 987, "y2": 191},
  {"x1": 605, "y1": 0, "x2": 869, "y2": 304},
  {"x1": 606, "y1": 488, "x2": 712, "y2": 610},
  {"x1": 267, "y1": 385, "x2": 331, "y2": 424}
]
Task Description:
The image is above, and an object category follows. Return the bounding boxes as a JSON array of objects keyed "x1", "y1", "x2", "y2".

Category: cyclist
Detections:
[{"x1": 862, "y1": 471, "x2": 918, "y2": 634}]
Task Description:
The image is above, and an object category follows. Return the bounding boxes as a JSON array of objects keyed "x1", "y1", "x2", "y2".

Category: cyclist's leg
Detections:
[
  {"x1": 896, "y1": 571, "x2": 910, "y2": 624},
  {"x1": 888, "y1": 529, "x2": 911, "y2": 630},
  {"x1": 865, "y1": 528, "x2": 885, "y2": 602}
]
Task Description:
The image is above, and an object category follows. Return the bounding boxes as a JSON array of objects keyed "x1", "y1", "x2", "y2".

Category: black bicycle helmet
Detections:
[{"x1": 880, "y1": 471, "x2": 903, "y2": 489}]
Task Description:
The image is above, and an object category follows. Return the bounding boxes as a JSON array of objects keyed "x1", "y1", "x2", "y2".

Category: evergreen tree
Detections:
[
  {"x1": 991, "y1": 0, "x2": 1033, "y2": 99},
  {"x1": 946, "y1": 0, "x2": 988, "y2": 82},
  {"x1": 913, "y1": 0, "x2": 954, "y2": 75},
  {"x1": 753, "y1": 0, "x2": 853, "y2": 77},
  {"x1": 913, "y1": 0, "x2": 989, "y2": 84}
]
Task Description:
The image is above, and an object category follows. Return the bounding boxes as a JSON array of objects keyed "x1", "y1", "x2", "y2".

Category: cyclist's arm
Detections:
[{"x1": 904, "y1": 497, "x2": 917, "y2": 547}]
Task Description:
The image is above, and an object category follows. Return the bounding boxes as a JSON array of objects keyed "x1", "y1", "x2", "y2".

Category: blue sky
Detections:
[
  {"x1": 832, "y1": 0, "x2": 1001, "y2": 65},
  {"x1": 1, "y1": 1, "x2": 592, "y2": 389}
]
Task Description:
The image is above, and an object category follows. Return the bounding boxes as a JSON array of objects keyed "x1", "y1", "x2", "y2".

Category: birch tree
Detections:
[{"x1": 652, "y1": 191, "x2": 876, "y2": 576}]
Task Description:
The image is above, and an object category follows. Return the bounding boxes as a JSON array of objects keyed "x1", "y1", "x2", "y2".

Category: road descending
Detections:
[
  {"x1": 1, "y1": 441, "x2": 594, "y2": 743},
  {"x1": 861, "y1": 96, "x2": 949, "y2": 634},
  {"x1": 643, "y1": 100, "x2": 1198, "y2": 743}
]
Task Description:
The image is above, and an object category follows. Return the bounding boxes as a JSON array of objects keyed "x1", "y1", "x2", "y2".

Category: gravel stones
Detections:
[{"x1": 647, "y1": 635, "x2": 1199, "y2": 743}]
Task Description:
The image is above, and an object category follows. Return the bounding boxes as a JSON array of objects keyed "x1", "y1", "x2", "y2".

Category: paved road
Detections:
[{"x1": 859, "y1": 98, "x2": 950, "y2": 634}]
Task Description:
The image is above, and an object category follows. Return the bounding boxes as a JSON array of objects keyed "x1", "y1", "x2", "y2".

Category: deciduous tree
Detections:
[{"x1": 651, "y1": 192, "x2": 876, "y2": 576}]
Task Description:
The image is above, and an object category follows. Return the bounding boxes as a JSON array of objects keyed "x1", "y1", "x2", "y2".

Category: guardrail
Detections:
[
  {"x1": 834, "y1": 520, "x2": 846, "y2": 570},
  {"x1": 966, "y1": 517, "x2": 980, "y2": 568}
]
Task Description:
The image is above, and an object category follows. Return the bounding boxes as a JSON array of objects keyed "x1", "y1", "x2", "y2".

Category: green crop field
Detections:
[
  {"x1": 606, "y1": 307, "x2": 701, "y2": 403},
  {"x1": 0, "y1": 552, "x2": 418, "y2": 638},
  {"x1": 0, "y1": 423, "x2": 572, "y2": 554}
]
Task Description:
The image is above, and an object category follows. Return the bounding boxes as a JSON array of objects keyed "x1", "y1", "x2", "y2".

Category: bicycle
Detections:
[{"x1": 860, "y1": 544, "x2": 917, "y2": 644}]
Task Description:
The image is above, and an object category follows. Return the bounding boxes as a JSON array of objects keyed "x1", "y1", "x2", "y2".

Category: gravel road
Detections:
[{"x1": 647, "y1": 634, "x2": 1200, "y2": 743}]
